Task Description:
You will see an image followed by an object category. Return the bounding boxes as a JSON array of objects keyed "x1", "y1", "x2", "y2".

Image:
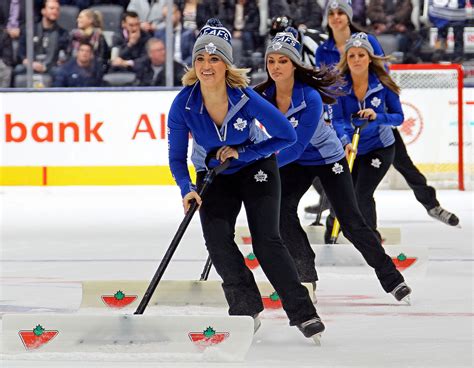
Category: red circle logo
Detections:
[{"x1": 399, "y1": 101, "x2": 424, "y2": 145}]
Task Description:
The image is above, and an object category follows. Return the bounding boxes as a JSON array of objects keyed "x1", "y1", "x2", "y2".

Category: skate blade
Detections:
[
  {"x1": 401, "y1": 295, "x2": 411, "y2": 306},
  {"x1": 311, "y1": 333, "x2": 322, "y2": 346}
]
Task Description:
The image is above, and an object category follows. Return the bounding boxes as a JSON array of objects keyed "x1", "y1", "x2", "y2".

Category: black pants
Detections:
[
  {"x1": 392, "y1": 128, "x2": 439, "y2": 211},
  {"x1": 351, "y1": 144, "x2": 396, "y2": 236},
  {"x1": 280, "y1": 159, "x2": 404, "y2": 293},
  {"x1": 197, "y1": 155, "x2": 317, "y2": 326}
]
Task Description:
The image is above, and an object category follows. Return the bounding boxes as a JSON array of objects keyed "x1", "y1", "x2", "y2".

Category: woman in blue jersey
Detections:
[
  {"x1": 254, "y1": 28, "x2": 411, "y2": 304},
  {"x1": 304, "y1": 0, "x2": 385, "y2": 218},
  {"x1": 316, "y1": 0, "x2": 384, "y2": 68},
  {"x1": 333, "y1": 32, "x2": 404, "y2": 240},
  {"x1": 313, "y1": 0, "x2": 460, "y2": 229},
  {"x1": 167, "y1": 19, "x2": 324, "y2": 339}
]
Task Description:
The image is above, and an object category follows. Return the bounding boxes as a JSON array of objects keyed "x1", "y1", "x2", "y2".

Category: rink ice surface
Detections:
[{"x1": 0, "y1": 185, "x2": 472, "y2": 368}]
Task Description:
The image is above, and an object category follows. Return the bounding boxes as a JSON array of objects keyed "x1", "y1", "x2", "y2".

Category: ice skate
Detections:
[
  {"x1": 297, "y1": 317, "x2": 325, "y2": 345},
  {"x1": 428, "y1": 206, "x2": 460, "y2": 227},
  {"x1": 391, "y1": 282, "x2": 412, "y2": 305}
]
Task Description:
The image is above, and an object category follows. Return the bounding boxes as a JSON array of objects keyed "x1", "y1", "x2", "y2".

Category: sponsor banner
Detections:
[
  {"x1": 0, "y1": 90, "x2": 179, "y2": 165},
  {"x1": 0, "y1": 88, "x2": 472, "y2": 185}
]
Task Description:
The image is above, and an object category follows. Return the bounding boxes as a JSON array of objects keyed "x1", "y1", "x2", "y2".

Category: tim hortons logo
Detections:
[
  {"x1": 399, "y1": 102, "x2": 423, "y2": 145},
  {"x1": 101, "y1": 290, "x2": 138, "y2": 309},
  {"x1": 18, "y1": 325, "x2": 59, "y2": 350},
  {"x1": 188, "y1": 326, "x2": 230, "y2": 349}
]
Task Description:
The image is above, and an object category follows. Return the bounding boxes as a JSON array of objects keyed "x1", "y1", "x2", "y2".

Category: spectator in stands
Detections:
[
  {"x1": 288, "y1": 0, "x2": 323, "y2": 30},
  {"x1": 16, "y1": 0, "x2": 69, "y2": 77},
  {"x1": 133, "y1": 37, "x2": 185, "y2": 86},
  {"x1": 59, "y1": 0, "x2": 91, "y2": 11},
  {"x1": 429, "y1": 0, "x2": 467, "y2": 63},
  {"x1": 128, "y1": 0, "x2": 162, "y2": 34},
  {"x1": 367, "y1": 0, "x2": 420, "y2": 63},
  {"x1": 0, "y1": 26, "x2": 14, "y2": 87},
  {"x1": 154, "y1": 4, "x2": 195, "y2": 66},
  {"x1": 180, "y1": 0, "x2": 198, "y2": 31},
  {"x1": 0, "y1": 0, "x2": 25, "y2": 42},
  {"x1": 53, "y1": 41, "x2": 102, "y2": 87},
  {"x1": 129, "y1": 0, "x2": 198, "y2": 34},
  {"x1": 90, "y1": 0, "x2": 130, "y2": 7},
  {"x1": 1, "y1": 0, "x2": 26, "y2": 66},
  {"x1": 69, "y1": 9, "x2": 110, "y2": 71},
  {"x1": 111, "y1": 10, "x2": 149, "y2": 70},
  {"x1": 196, "y1": 0, "x2": 234, "y2": 31},
  {"x1": 232, "y1": 0, "x2": 260, "y2": 65}
]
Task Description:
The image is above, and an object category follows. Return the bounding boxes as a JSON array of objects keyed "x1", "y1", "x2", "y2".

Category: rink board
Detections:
[
  {"x1": 80, "y1": 280, "x2": 314, "y2": 309},
  {"x1": 239, "y1": 244, "x2": 428, "y2": 271},
  {"x1": 1, "y1": 314, "x2": 254, "y2": 359},
  {"x1": 235, "y1": 225, "x2": 401, "y2": 245}
]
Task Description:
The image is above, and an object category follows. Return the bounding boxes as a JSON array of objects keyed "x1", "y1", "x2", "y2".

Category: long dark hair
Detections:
[
  {"x1": 254, "y1": 62, "x2": 345, "y2": 105},
  {"x1": 337, "y1": 52, "x2": 401, "y2": 95}
]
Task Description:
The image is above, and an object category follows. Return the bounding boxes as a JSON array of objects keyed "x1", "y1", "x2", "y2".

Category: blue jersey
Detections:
[
  {"x1": 261, "y1": 81, "x2": 345, "y2": 167},
  {"x1": 315, "y1": 34, "x2": 384, "y2": 68},
  {"x1": 428, "y1": 0, "x2": 467, "y2": 28},
  {"x1": 331, "y1": 72, "x2": 404, "y2": 155},
  {"x1": 168, "y1": 82, "x2": 297, "y2": 197}
]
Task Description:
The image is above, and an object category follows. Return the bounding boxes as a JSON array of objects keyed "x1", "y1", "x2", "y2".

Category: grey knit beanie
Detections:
[
  {"x1": 192, "y1": 18, "x2": 233, "y2": 66},
  {"x1": 344, "y1": 32, "x2": 374, "y2": 55},
  {"x1": 265, "y1": 27, "x2": 304, "y2": 67},
  {"x1": 325, "y1": 0, "x2": 353, "y2": 22}
]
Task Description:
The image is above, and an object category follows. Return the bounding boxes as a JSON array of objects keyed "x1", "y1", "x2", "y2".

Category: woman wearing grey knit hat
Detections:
[
  {"x1": 168, "y1": 19, "x2": 324, "y2": 343},
  {"x1": 316, "y1": 0, "x2": 384, "y2": 67},
  {"x1": 255, "y1": 29, "x2": 412, "y2": 305},
  {"x1": 331, "y1": 32, "x2": 412, "y2": 301}
]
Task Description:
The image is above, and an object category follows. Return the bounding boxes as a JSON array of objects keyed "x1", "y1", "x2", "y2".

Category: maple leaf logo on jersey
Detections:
[
  {"x1": 332, "y1": 162, "x2": 343, "y2": 174},
  {"x1": 254, "y1": 170, "x2": 268, "y2": 182},
  {"x1": 371, "y1": 97, "x2": 381, "y2": 108},
  {"x1": 272, "y1": 42, "x2": 283, "y2": 51},
  {"x1": 233, "y1": 117, "x2": 247, "y2": 131},
  {"x1": 205, "y1": 42, "x2": 217, "y2": 54},
  {"x1": 289, "y1": 117, "x2": 298, "y2": 128},
  {"x1": 371, "y1": 158, "x2": 382, "y2": 168}
]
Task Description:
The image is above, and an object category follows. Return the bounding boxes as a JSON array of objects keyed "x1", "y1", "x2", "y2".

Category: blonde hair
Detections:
[
  {"x1": 182, "y1": 65, "x2": 251, "y2": 88},
  {"x1": 337, "y1": 51, "x2": 400, "y2": 95}
]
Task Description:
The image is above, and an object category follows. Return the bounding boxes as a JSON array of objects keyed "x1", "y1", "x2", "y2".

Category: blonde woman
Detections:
[
  {"x1": 168, "y1": 18, "x2": 325, "y2": 340},
  {"x1": 70, "y1": 9, "x2": 109, "y2": 69},
  {"x1": 332, "y1": 33, "x2": 408, "y2": 286}
]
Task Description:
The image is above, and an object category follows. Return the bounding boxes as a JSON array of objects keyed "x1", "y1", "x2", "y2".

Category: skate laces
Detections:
[
  {"x1": 299, "y1": 317, "x2": 321, "y2": 328},
  {"x1": 390, "y1": 282, "x2": 407, "y2": 296},
  {"x1": 429, "y1": 206, "x2": 453, "y2": 224}
]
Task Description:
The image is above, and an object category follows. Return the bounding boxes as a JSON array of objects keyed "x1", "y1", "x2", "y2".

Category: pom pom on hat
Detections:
[{"x1": 265, "y1": 27, "x2": 304, "y2": 67}]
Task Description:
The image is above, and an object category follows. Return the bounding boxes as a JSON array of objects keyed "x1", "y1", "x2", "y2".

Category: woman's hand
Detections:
[
  {"x1": 216, "y1": 146, "x2": 238, "y2": 163},
  {"x1": 357, "y1": 108, "x2": 377, "y2": 121},
  {"x1": 345, "y1": 143, "x2": 357, "y2": 161},
  {"x1": 183, "y1": 191, "x2": 202, "y2": 214}
]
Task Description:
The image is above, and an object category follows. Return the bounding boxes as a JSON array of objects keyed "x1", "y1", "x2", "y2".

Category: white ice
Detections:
[{"x1": 0, "y1": 185, "x2": 472, "y2": 367}]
